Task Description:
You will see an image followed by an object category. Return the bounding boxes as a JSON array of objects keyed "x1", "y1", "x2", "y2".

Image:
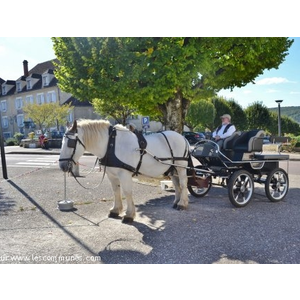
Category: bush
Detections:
[
  {"x1": 5, "y1": 138, "x2": 17, "y2": 146},
  {"x1": 13, "y1": 132, "x2": 24, "y2": 144}
]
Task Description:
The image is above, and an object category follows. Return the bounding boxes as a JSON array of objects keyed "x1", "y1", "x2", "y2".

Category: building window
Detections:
[
  {"x1": 25, "y1": 95, "x2": 34, "y2": 104},
  {"x1": 1, "y1": 100, "x2": 7, "y2": 112},
  {"x1": 2, "y1": 116, "x2": 9, "y2": 128},
  {"x1": 26, "y1": 79, "x2": 32, "y2": 90},
  {"x1": 46, "y1": 91, "x2": 57, "y2": 103},
  {"x1": 17, "y1": 114, "x2": 24, "y2": 127},
  {"x1": 37, "y1": 93, "x2": 44, "y2": 105},
  {"x1": 2, "y1": 85, "x2": 6, "y2": 95},
  {"x1": 15, "y1": 97, "x2": 23, "y2": 109},
  {"x1": 67, "y1": 112, "x2": 73, "y2": 123},
  {"x1": 16, "y1": 81, "x2": 22, "y2": 92},
  {"x1": 3, "y1": 132, "x2": 11, "y2": 139},
  {"x1": 43, "y1": 75, "x2": 49, "y2": 86}
]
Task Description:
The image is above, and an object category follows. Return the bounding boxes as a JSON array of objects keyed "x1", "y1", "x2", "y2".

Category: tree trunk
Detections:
[{"x1": 159, "y1": 91, "x2": 190, "y2": 133}]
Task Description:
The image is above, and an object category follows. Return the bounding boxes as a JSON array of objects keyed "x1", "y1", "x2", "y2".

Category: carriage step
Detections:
[{"x1": 254, "y1": 154, "x2": 289, "y2": 160}]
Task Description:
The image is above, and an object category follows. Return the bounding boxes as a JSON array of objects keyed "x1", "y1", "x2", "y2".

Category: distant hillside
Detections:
[{"x1": 269, "y1": 106, "x2": 300, "y2": 124}]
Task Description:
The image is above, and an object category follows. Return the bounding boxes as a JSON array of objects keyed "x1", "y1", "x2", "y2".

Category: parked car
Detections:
[{"x1": 182, "y1": 131, "x2": 205, "y2": 145}]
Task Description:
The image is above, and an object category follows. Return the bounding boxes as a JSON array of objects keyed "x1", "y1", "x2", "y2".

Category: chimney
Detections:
[{"x1": 23, "y1": 60, "x2": 29, "y2": 77}]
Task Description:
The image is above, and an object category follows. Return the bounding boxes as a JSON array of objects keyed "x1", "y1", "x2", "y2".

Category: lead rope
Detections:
[
  {"x1": 68, "y1": 157, "x2": 105, "y2": 190},
  {"x1": 67, "y1": 126, "x2": 115, "y2": 190}
]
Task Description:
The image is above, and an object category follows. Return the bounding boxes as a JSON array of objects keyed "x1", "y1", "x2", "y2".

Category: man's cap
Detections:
[{"x1": 220, "y1": 114, "x2": 231, "y2": 121}]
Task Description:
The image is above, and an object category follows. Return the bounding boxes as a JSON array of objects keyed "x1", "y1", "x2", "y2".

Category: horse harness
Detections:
[
  {"x1": 100, "y1": 126, "x2": 190, "y2": 176},
  {"x1": 60, "y1": 125, "x2": 190, "y2": 177}
]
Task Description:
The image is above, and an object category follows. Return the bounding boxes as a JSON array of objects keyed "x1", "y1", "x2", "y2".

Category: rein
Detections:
[{"x1": 69, "y1": 158, "x2": 104, "y2": 190}]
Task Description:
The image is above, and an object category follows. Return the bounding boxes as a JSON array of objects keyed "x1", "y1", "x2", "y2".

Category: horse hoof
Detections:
[
  {"x1": 122, "y1": 217, "x2": 134, "y2": 224},
  {"x1": 172, "y1": 203, "x2": 178, "y2": 209},
  {"x1": 176, "y1": 205, "x2": 186, "y2": 211},
  {"x1": 108, "y1": 212, "x2": 120, "y2": 219}
]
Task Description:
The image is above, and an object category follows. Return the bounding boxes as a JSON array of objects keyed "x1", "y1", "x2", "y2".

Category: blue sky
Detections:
[
  {"x1": 218, "y1": 37, "x2": 300, "y2": 109},
  {"x1": 0, "y1": 37, "x2": 299, "y2": 109}
]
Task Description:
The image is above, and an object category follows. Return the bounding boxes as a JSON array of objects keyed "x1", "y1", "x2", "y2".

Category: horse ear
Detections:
[{"x1": 70, "y1": 120, "x2": 77, "y2": 133}]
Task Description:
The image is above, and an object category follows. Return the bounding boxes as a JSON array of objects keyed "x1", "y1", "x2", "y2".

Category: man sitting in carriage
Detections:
[{"x1": 212, "y1": 114, "x2": 236, "y2": 148}]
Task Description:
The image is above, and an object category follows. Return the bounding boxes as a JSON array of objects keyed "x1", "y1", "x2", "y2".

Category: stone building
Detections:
[{"x1": 0, "y1": 59, "x2": 100, "y2": 139}]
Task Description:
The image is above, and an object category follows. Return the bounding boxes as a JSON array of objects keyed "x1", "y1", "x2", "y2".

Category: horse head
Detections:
[{"x1": 59, "y1": 120, "x2": 86, "y2": 173}]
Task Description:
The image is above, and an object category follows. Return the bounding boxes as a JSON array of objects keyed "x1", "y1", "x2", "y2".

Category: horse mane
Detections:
[{"x1": 76, "y1": 119, "x2": 129, "y2": 148}]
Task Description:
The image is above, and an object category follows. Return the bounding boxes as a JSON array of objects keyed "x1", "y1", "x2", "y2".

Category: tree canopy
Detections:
[
  {"x1": 245, "y1": 101, "x2": 300, "y2": 135},
  {"x1": 52, "y1": 37, "x2": 293, "y2": 132}
]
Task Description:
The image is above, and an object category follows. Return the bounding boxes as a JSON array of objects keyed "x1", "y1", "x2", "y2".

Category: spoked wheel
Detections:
[
  {"x1": 228, "y1": 170, "x2": 254, "y2": 207},
  {"x1": 188, "y1": 176, "x2": 212, "y2": 197},
  {"x1": 265, "y1": 168, "x2": 289, "y2": 202}
]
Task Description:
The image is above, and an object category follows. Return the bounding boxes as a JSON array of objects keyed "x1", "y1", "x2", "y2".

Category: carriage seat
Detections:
[
  {"x1": 232, "y1": 129, "x2": 265, "y2": 153},
  {"x1": 223, "y1": 131, "x2": 241, "y2": 150}
]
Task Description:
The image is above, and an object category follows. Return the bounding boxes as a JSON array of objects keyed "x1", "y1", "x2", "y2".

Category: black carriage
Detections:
[{"x1": 187, "y1": 130, "x2": 289, "y2": 207}]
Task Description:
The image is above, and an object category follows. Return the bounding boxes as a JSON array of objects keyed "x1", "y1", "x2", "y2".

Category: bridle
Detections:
[
  {"x1": 59, "y1": 130, "x2": 86, "y2": 168},
  {"x1": 59, "y1": 129, "x2": 103, "y2": 190}
]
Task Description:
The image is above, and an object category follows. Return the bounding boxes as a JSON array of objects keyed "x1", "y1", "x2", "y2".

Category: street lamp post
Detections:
[
  {"x1": 0, "y1": 112, "x2": 8, "y2": 179},
  {"x1": 275, "y1": 100, "x2": 283, "y2": 137}
]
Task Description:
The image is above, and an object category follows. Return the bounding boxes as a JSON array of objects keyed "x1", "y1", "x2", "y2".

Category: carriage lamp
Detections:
[
  {"x1": 57, "y1": 172, "x2": 74, "y2": 211},
  {"x1": 275, "y1": 99, "x2": 283, "y2": 137}
]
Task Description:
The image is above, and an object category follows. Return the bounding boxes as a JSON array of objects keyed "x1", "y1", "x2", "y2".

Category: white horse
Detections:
[{"x1": 59, "y1": 119, "x2": 190, "y2": 223}]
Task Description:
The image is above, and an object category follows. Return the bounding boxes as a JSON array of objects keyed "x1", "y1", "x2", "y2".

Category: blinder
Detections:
[
  {"x1": 59, "y1": 131, "x2": 86, "y2": 168},
  {"x1": 67, "y1": 137, "x2": 77, "y2": 149}
]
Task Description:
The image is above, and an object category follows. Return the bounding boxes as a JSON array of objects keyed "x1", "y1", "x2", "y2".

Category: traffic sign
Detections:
[{"x1": 142, "y1": 116, "x2": 150, "y2": 126}]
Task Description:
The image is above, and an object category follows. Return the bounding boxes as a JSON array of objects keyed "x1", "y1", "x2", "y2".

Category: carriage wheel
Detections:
[
  {"x1": 265, "y1": 168, "x2": 289, "y2": 202},
  {"x1": 188, "y1": 176, "x2": 212, "y2": 197},
  {"x1": 228, "y1": 170, "x2": 254, "y2": 207}
]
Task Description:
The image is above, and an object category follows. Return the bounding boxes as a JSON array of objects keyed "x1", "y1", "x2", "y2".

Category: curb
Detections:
[{"x1": 6, "y1": 150, "x2": 94, "y2": 156}]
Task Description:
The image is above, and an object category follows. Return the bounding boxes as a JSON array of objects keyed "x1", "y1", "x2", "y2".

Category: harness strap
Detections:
[
  {"x1": 99, "y1": 126, "x2": 136, "y2": 174},
  {"x1": 160, "y1": 132, "x2": 175, "y2": 164},
  {"x1": 134, "y1": 149, "x2": 146, "y2": 176}
]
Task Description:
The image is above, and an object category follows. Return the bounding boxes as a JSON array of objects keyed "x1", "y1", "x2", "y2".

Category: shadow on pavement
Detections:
[
  {"x1": 99, "y1": 187, "x2": 300, "y2": 264},
  {"x1": 0, "y1": 186, "x2": 16, "y2": 215},
  {"x1": 6, "y1": 179, "x2": 100, "y2": 259}
]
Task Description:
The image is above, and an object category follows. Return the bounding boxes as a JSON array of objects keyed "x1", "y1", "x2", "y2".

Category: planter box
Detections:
[
  {"x1": 21, "y1": 139, "x2": 40, "y2": 148},
  {"x1": 263, "y1": 144, "x2": 281, "y2": 152},
  {"x1": 48, "y1": 139, "x2": 62, "y2": 148}
]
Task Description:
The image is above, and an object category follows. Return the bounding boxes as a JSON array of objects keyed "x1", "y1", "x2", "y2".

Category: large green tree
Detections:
[
  {"x1": 269, "y1": 111, "x2": 300, "y2": 135},
  {"x1": 186, "y1": 96, "x2": 247, "y2": 132},
  {"x1": 186, "y1": 99, "x2": 216, "y2": 131},
  {"x1": 226, "y1": 98, "x2": 248, "y2": 131},
  {"x1": 52, "y1": 37, "x2": 293, "y2": 132},
  {"x1": 245, "y1": 101, "x2": 272, "y2": 131}
]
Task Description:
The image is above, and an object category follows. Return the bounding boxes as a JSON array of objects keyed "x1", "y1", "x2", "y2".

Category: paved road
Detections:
[
  {"x1": 5, "y1": 154, "x2": 59, "y2": 169},
  {"x1": 1, "y1": 152, "x2": 300, "y2": 264},
  {"x1": 5, "y1": 153, "x2": 97, "y2": 169}
]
